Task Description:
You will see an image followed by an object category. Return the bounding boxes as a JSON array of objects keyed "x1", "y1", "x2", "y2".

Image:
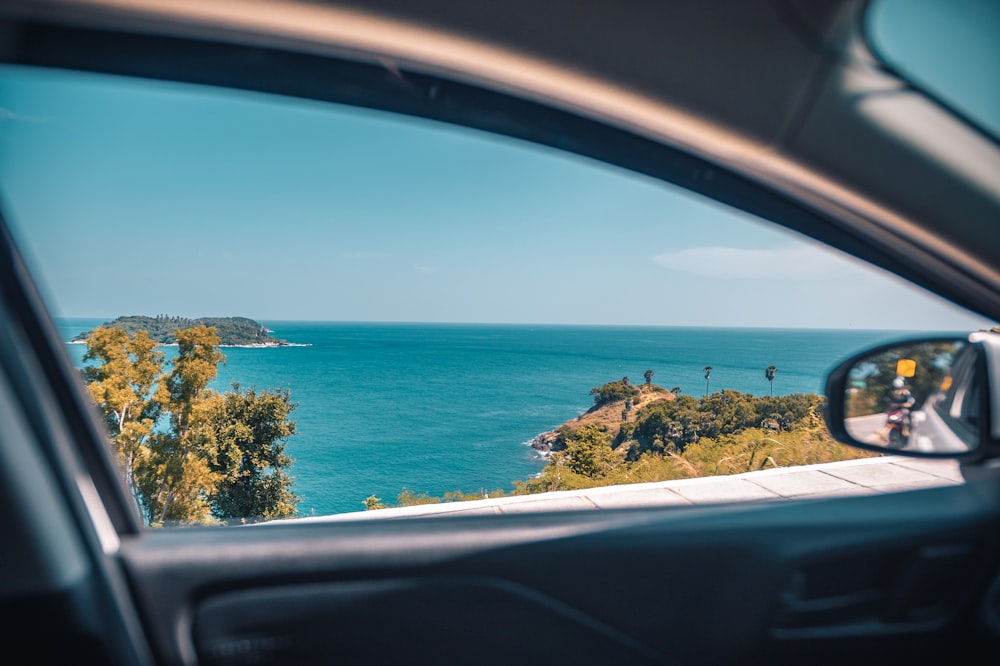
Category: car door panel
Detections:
[
  {"x1": 116, "y1": 482, "x2": 1000, "y2": 665},
  {"x1": 192, "y1": 576, "x2": 665, "y2": 665}
]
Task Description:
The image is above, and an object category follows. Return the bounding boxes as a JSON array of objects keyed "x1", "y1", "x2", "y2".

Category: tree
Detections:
[
  {"x1": 208, "y1": 383, "x2": 299, "y2": 521},
  {"x1": 559, "y1": 424, "x2": 617, "y2": 478},
  {"x1": 83, "y1": 326, "x2": 164, "y2": 511},
  {"x1": 644, "y1": 369, "x2": 654, "y2": 385},
  {"x1": 590, "y1": 379, "x2": 640, "y2": 407},
  {"x1": 703, "y1": 366, "x2": 712, "y2": 396},
  {"x1": 83, "y1": 324, "x2": 301, "y2": 526},
  {"x1": 631, "y1": 394, "x2": 705, "y2": 454},
  {"x1": 765, "y1": 365, "x2": 778, "y2": 396},
  {"x1": 630, "y1": 390, "x2": 821, "y2": 456},
  {"x1": 143, "y1": 325, "x2": 227, "y2": 525}
]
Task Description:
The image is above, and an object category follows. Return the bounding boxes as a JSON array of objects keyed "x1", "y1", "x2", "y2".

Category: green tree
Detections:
[
  {"x1": 590, "y1": 379, "x2": 640, "y2": 407},
  {"x1": 208, "y1": 383, "x2": 299, "y2": 521},
  {"x1": 765, "y1": 365, "x2": 778, "y2": 396},
  {"x1": 553, "y1": 423, "x2": 622, "y2": 479},
  {"x1": 644, "y1": 369, "x2": 654, "y2": 385},
  {"x1": 629, "y1": 390, "x2": 821, "y2": 455}
]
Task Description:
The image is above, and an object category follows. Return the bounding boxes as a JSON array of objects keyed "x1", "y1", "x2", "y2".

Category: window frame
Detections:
[{"x1": 2, "y1": 20, "x2": 995, "y2": 525}]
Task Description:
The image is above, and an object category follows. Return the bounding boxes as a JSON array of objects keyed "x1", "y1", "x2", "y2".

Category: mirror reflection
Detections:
[{"x1": 843, "y1": 339, "x2": 977, "y2": 454}]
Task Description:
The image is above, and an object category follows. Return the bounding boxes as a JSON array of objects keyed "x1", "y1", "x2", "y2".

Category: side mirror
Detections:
[{"x1": 823, "y1": 334, "x2": 997, "y2": 458}]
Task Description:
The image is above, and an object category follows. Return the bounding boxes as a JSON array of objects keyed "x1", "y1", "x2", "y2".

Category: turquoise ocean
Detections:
[{"x1": 56, "y1": 320, "x2": 945, "y2": 516}]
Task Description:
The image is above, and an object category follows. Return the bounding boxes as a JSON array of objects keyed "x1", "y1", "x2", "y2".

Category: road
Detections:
[{"x1": 846, "y1": 407, "x2": 971, "y2": 454}]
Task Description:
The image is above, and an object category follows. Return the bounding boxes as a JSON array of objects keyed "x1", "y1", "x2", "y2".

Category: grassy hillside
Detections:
[{"x1": 375, "y1": 380, "x2": 877, "y2": 509}]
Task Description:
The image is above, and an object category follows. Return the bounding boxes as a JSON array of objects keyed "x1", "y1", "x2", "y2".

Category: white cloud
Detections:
[
  {"x1": 414, "y1": 265, "x2": 434, "y2": 274},
  {"x1": 652, "y1": 245, "x2": 852, "y2": 279}
]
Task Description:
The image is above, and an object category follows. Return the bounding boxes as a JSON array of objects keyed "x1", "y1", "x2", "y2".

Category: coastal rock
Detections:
[{"x1": 530, "y1": 430, "x2": 564, "y2": 454}]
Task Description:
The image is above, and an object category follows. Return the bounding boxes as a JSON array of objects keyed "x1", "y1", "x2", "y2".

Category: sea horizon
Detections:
[
  {"x1": 56, "y1": 318, "x2": 975, "y2": 516},
  {"x1": 56, "y1": 315, "x2": 978, "y2": 334}
]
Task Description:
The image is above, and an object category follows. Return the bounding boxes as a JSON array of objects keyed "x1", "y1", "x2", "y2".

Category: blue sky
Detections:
[{"x1": 0, "y1": 2, "x2": 996, "y2": 331}]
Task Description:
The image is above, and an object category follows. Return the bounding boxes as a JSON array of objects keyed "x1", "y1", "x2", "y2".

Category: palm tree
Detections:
[
  {"x1": 765, "y1": 365, "x2": 778, "y2": 396},
  {"x1": 703, "y1": 366, "x2": 712, "y2": 396}
]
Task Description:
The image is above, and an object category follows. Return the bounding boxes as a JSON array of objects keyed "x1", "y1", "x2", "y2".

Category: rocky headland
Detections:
[{"x1": 531, "y1": 382, "x2": 676, "y2": 455}]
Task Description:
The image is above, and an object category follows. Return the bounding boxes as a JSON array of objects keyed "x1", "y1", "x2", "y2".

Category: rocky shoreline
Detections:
[
  {"x1": 529, "y1": 382, "x2": 675, "y2": 456},
  {"x1": 530, "y1": 430, "x2": 563, "y2": 455}
]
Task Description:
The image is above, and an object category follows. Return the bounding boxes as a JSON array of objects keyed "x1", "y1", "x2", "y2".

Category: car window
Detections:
[
  {"x1": 0, "y1": 63, "x2": 993, "y2": 527},
  {"x1": 865, "y1": 0, "x2": 1000, "y2": 140},
  {"x1": 931, "y1": 344, "x2": 983, "y2": 447}
]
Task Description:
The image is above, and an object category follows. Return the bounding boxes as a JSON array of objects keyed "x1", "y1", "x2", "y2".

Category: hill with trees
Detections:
[
  {"x1": 73, "y1": 315, "x2": 290, "y2": 347},
  {"x1": 372, "y1": 376, "x2": 878, "y2": 510}
]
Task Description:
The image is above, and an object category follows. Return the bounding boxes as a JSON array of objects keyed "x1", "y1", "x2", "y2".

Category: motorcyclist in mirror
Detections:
[{"x1": 885, "y1": 376, "x2": 915, "y2": 448}]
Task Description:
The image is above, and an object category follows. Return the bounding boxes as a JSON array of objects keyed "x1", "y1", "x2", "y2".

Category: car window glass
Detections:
[
  {"x1": 933, "y1": 345, "x2": 982, "y2": 447},
  {"x1": 0, "y1": 63, "x2": 992, "y2": 527},
  {"x1": 865, "y1": 0, "x2": 1000, "y2": 140}
]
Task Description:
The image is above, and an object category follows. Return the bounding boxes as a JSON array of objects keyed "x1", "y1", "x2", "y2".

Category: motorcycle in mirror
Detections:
[
  {"x1": 827, "y1": 337, "x2": 982, "y2": 456},
  {"x1": 885, "y1": 376, "x2": 915, "y2": 448}
]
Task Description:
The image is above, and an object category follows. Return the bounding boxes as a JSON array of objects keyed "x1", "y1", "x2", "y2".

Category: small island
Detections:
[{"x1": 72, "y1": 315, "x2": 291, "y2": 347}]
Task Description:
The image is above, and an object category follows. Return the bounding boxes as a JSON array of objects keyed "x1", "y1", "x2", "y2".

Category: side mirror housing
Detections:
[{"x1": 823, "y1": 332, "x2": 1000, "y2": 459}]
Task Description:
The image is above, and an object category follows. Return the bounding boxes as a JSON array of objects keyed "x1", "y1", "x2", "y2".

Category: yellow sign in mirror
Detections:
[{"x1": 896, "y1": 358, "x2": 916, "y2": 377}]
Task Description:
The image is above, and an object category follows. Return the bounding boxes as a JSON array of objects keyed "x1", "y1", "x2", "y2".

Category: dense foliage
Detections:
[
  {"x1": 208, "y1": 384, "x2": 299, "y2": 520},
  {"x1": 628, "y1": 390, "x2": 818, "y2": 455},
  {"x1": 74, "y1": 315, "x2": 288, "y2": 346},
  {"x1": 83, "y1": 325, "x2": 299, "y2": 525},
  {"x1": 517, "y1": 389, "x2": 866, "y2": 495},
  {"x1": 590, "y1": 378, "x2": 640, "y2": 407}
]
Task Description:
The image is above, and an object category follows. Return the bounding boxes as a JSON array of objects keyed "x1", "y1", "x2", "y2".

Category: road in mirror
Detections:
[{"x1": 844, "y1": 339, "x2": 974, "y2": 454}]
